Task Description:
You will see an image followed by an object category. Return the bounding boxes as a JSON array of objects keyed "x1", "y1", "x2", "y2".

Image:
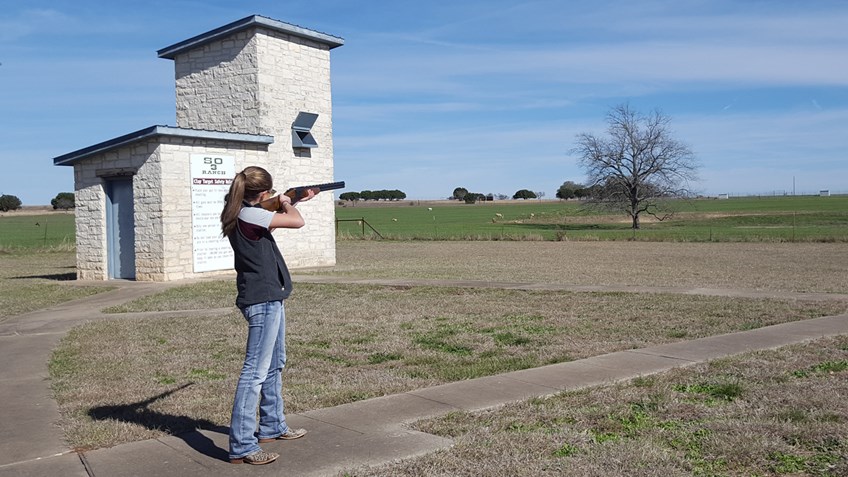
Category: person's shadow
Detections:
[{"x1": 88, "y1": 383, "x2": 230, "y2": 461}]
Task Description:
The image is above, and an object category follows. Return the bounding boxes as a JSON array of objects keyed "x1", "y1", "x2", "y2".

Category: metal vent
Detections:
[{"x1": 292, "y1": 112, "x2": 318, "y2": 148}]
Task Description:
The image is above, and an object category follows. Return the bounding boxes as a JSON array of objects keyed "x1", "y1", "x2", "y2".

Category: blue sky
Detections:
[{"x1": 1, "y1": 0, "x2": 846, "y2": 205}]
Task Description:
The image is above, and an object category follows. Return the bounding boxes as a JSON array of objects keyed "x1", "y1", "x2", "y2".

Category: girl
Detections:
[{"x1": 220, "y1": 166, "x2": 316, "y2": 465}]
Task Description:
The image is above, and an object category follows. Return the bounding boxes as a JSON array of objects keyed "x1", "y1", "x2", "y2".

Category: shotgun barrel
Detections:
[
  {"x1": 284, "y1": 181, "x2": 345, "y2": 204},
  {"x1": 259, "y1": 181, "x2": 345, "y2": 211}
]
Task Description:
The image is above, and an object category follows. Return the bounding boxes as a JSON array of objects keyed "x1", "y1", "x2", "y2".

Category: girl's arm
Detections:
[{"x1": 268, "y1": 188, "x2": 317, "y2": 230}]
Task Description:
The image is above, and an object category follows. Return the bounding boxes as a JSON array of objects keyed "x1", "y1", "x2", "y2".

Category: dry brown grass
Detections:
[
  {"x1": 348, "y1": 336, "x2": 848, "y2": 476},
  {"x1": 313, "y1": 241, "x2": 848, "y2": 294},
  {"x1": 40, "y1": 241, "x2": 848, "y2": 462},
  {"x1": 50, "y1": 282, "x2": 846, "y2": 450}
]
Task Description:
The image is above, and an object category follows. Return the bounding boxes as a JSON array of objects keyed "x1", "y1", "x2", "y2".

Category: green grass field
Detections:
[
  {"x1": 336, "y1": 195, "x2": 848, "y2": 242},
  {"x1": 1, "y1": 195, "x2": 845, "y2": 249},
  {"x1": 0, "y1": 213, "x2": 75, "y2": 250}
]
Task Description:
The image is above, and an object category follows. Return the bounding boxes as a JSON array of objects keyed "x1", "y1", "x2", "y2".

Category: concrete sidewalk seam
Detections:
[
  {"x1": 397, "y1": 393, "x2": 463, "y2": 413},
  {"x1": 625, "y1": 350, "x2": 701, "y2": 363},
  {"x1": 0, "y1": 451, "x2": 75, "y2": 469},
  {"x1": 78, "y1": 452, "x2": 94, "y2": 477},
  {"x1": 293, "y1": 414, "x2": 369, "y2": 435}
]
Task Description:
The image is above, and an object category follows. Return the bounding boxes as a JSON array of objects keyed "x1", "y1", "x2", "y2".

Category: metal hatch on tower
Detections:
[{"x1": 292, "y1": 112, "x2": 318, "y2": 148}]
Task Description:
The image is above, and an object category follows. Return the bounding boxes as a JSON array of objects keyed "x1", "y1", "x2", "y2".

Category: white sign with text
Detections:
[{"x1": 190, "y1": 154, "x2": 235, "y2": 272}]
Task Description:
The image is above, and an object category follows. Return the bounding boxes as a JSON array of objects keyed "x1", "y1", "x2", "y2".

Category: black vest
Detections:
[{"x1": 228, "y1": 205, "x2": 293, "y2": 308}]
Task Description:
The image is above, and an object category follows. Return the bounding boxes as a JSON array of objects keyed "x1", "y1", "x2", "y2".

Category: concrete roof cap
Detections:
[
  {"x1": 53, "y1": 126, "x2": 274, "y2": 166},
  {"x1": 157, "y1": 14, "x2": 344, "y2": 59}
]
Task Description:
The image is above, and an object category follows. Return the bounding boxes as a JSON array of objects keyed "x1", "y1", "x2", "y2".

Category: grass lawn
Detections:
[
  {"x1": 0, "y1": 212, "x2": 113, "y2": 320},
  {"x1": 348, "y1": 336, "x2": 848, "y2": 476},
  {"x1": 0, "y1": 212, "x2": 75, "y2": 250},
  {"x1": 45, "y1": 240, "x2": 848, "y2": 455},
  {"x1": 2, "y1": 195, "x2": 846, "y2": 247},
  {"x1": 336, "y1": 195, "x2": 848, "y2": 242},
  {"x1": 3, "y1": 206, "x2": 844, "y2": 473},
  {"x1": 49, "y1": 283, "x2": 845, "y2": 451},
  {"x1": 0, "y1": 250, "x2": 112, "y2": 321}
]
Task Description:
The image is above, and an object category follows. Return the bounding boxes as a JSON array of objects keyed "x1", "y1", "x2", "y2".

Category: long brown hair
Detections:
[{"x1": 220, "y1": 166, "x2": 273, "y2": 236}]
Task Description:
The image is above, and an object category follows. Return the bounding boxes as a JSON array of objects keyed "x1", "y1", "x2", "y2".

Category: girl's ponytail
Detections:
[
  {"x1": 221, "y1": 172, "x2": 247, "y2": 237},
  {"x1": 220, "y1": 167, "x2": 273, "y2": 237}
]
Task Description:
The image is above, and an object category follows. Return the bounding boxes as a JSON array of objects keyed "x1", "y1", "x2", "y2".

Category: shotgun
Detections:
[{"x1": 260, "y1": 181, "x2": 345, "y2": 211}]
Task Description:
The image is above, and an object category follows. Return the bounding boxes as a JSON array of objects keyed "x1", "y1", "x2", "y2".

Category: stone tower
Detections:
[
  {"x1": 54, "y1": 16, "x2": 344, "y2": 280},
  {"x1": 159, "y1": 15, "x2": 345, "y2": 268}
]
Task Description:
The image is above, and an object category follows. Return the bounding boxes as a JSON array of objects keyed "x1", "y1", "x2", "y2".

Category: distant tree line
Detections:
[
  {"x1": 450, "y1": 187, "x2": 546, "y2": 203},
  {"x1": 52, "y1": 192, "x2": 75, "y2": 210},
  {"x1": 0, "y1": 194, "x2": 22, "y2": 211},
  {"x1": 449, "y1": 188, "x2": 495, "y2": 203},
  {"x1": 339, "y1": 189, "x2": 407, "y2": 201},
  {"x1": 556, "y1": 181, "x2": 595, "y2": 200},
  {"x1": 447, "y1": 184, "x2": 604, "y2": 202},
  {"x1": 512, "y1": 189, "x2": 537, "y2": 200},
  {"x1": 447, "y1": 177, "x2": 689, "y2": 204},
  {"x1": 0, "y1": 192, "x2": 75, "y2": 212}
]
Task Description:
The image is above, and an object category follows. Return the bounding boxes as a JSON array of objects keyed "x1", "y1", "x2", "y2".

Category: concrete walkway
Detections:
[{"x1": 0, "y1": 278, "x2": 846, "y2": 477}]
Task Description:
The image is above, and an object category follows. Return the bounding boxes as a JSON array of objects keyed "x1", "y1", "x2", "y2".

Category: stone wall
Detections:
[{"x1": 173, "y1": 32, "x2": 261, "y2": 134}]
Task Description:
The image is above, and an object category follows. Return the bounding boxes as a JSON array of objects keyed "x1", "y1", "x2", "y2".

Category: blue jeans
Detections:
[{"x1": 229, "y1": 300, "x2": 291, "y2": 459}]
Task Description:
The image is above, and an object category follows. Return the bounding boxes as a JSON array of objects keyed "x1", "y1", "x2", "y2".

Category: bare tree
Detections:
[{"x1": 573, "y1": 104, "x2": 698, "y2": 229}]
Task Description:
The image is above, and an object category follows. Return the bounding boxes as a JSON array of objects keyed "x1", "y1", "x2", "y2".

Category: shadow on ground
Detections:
[{"x1": 87, "y1": 383, "x2": 229, "y2": 461}]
